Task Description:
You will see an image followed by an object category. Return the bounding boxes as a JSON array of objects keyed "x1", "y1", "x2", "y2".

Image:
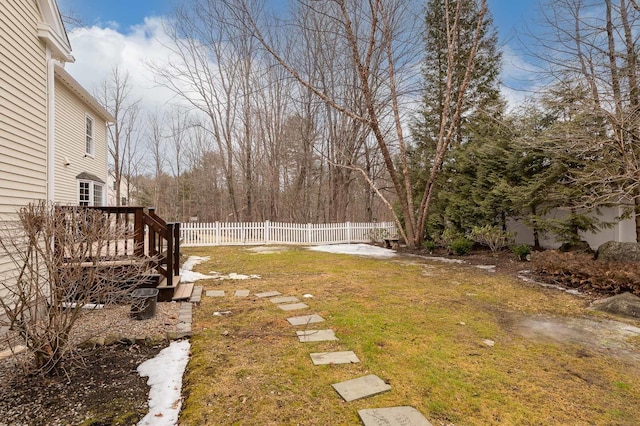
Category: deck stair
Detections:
[{"x1": 56, "y1": 206, "x2": 182, "y2": 300}]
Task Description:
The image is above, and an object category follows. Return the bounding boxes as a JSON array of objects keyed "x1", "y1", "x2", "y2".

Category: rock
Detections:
[
  {"x1": 597, "y1": 241, "x2": 640, "y2": 263},
  {"x1": 104, "y1": 334, "x2": 120, "y2": 346},
  {"x1": 591, "y1": 292, "x2": 640, "y2": 319},
  {"x1": 482, "y1": 339, "x2": 495, "y2": 347},
  {"x1": 559, "y1": 240, "x2": 593, "y2": 254},
  {"x1": 145, "y1": 334, "x2": 167, "y2": 346}
]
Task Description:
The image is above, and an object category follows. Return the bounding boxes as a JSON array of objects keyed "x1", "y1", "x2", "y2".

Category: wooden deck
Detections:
[{"x1": 55, "y1": 206, "x2": 182, "y2": 299}]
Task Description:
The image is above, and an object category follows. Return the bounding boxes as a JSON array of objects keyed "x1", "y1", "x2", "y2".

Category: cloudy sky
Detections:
[{"x1": 57, "y1": 0, "x2": 541, "y2": 112}]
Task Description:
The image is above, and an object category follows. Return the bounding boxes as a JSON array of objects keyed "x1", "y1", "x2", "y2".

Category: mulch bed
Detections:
[{"x1": 0, "y1": 343, "x2": 165, "y2": 426}]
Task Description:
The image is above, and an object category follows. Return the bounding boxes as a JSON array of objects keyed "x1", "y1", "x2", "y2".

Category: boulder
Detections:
[
  {"x1": 591, "y1": 292, "x2": 640, "y2": 319},
  {"x1": 597, "y1": 241, "x2": 640, "y2": 262},
  {"x1": 559, "y1": 240, "x2": 593, "y2": 254}
]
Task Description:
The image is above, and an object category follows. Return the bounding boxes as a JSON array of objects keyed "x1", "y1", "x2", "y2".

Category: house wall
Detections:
[
  {"x1": 0, "y1": 0, "x2": 48, "y2": 215},
  {"x1": 507, "y1": 206, "x2": 637, "y2": 250},
  {"x1": 54, "y1": 80, "x2": 108, "y2": 204},
  {"x1": 0, "y1": 1, "x2": 49, "y2": 297}
]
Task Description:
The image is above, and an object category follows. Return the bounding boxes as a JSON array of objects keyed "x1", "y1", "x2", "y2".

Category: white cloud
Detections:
[
  {"x1": 65, "y1": 17, "x2": 180, "y2": 114},
  {"x1": 499, "y1": 44, "x2": 544, "y2": 110}
]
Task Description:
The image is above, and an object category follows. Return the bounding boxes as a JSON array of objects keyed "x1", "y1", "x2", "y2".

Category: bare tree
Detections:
[
  {"x1": 0, "y1": 202, "x2": 150, "y2": 375},
  {"x1": 217, "y1": 0, "x2": 488, "y2": 247},
  {"x1": 96, "y1": 67, "x2": 142, "y2": 207}
]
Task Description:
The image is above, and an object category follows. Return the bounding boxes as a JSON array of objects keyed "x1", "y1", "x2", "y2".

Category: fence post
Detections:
[
  {"x1": 215, "y1": 221, "x2": 220, "y2": 246},
  {"x1": 347, "y1": 221, "x2": 352, "y2": 244},
  {"x1": 265, "y1": 220, "x2": 270, "y2": 244},
  {"x1": 307, "y1": 223, "x2": 312, "y2": 244}
]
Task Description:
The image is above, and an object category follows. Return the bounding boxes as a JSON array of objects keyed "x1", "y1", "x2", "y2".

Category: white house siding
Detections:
[
  {"x1": 54, "y1": 78, "x2": 108, "y2": 204},
  {"x1": 0, "y1": 1, "x2": 49, "y2": 299},
  {"x1": 508, "y1": 206, "x2": 637, "y2": 250},
  {"x1": 0, "y1": 0, "x2": 48, "y2": 215}
]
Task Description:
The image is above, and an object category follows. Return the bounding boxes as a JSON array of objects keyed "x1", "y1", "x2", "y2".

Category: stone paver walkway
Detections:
[
  {"x1": 202, "y1": 285, "x2": 432, "y2": 424},
  {"x1": 278, "y1": 303, "x2": 309, "y2": 311},
  {"x1": 310, "y1": 351, "x2": 359, "y2": 365},
  {"x1": 255, "y1": 291, "x2": 281, "y2": 298},
  {"x1": 332, "y1": 374, "x2": 391, "y2": 402},
  {"x1": 287, "y1": 314, "x2": 325, "y2": 326},
  {"x1": 358, "y1": 407, "x2": 433, "y2": 426},
  {"x1": 296, "y1": 329, "x2": 338, "y2": 342}
]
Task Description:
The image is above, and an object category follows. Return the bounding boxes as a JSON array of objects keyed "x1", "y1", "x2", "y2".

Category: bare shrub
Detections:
[
  {"x1": 0, "y1": 202, "x2": 151, "y2": 375},
  {"x1": 469, "y1": 225, "x2": 513, "y2": 253}
]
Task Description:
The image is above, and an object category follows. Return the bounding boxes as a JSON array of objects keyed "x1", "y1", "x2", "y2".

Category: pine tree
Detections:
[{"x1": 412, "y1": 0, "x2": 503, "y2": 238}]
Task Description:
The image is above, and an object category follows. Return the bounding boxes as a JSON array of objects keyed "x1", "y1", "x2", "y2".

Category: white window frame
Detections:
[
  {"x1": 78, "y1": 180, "x2": 104, "y2": 206},
  {"x1": 85, "y1": 114, "x2": 94, "y2": 157}
]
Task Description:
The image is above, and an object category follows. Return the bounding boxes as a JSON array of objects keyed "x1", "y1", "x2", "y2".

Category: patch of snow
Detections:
[
  {"x1": 213, "y1": 311, "x2": 232, "y2": 316},
  {"x1": 517, "y1": 274, "x2": 584, "y2": 296},
  {"x1": 137, "y1": 340, "x2": 191, "y2": 426},
  {"x1": 60, "y1": 302, "x2": 104, "y2": 310},
  {"x1": 482, "y1": 339, "x2": 495, "y2": 347},
  {"x1": 180, "y1": 256, "x2": 218, "y2": 283},
  {"x1": 419, "y1": 256, "x2": 465, "y2": 264},
  {"x1": 475, "y1": 265, "x2": 496, "y2": 272},
  {"x1": 302, "y1": 294, "x2": 314, "y2": 299},
  {"x1": 181, "y1": 256, "x2": 209, "y2": 271},
  {"x1": 308, "y1": 243, "x2": 396, "y2": 258},
  {"x1": 206, "y1": 271, "x2": 261, "y2": 280}
]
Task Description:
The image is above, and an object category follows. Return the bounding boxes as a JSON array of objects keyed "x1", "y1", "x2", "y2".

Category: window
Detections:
[
  {"x1": 78, "y1": 180, "x2": 104, "y2": 206},
  {"x1": 85, "y1": 115, "x2": 94, "y2": 156},
  {"x1": 79, "y1": 181, "x2": 90, "y2": 206}
]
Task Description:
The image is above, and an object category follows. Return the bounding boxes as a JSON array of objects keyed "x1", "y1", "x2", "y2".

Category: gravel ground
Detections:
[
  {"x1": 0, "y1": 302, "x2": 183, "y2": 425},
  {"x1": 69, "y1": 301, "x2": 182, "y2": 345}
]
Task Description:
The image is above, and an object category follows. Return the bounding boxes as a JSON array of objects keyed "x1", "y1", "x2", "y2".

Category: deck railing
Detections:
[
  {"x1": 55, "y1": 206, "x2": 180, "y2": 287},
  {"x1": 180, "y1": 221, "x2": 397, "y2": 247}
]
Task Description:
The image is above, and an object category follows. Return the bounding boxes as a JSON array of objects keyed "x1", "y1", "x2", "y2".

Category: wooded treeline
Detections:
[{"x1": 98, "y1": 0, "x2": 640, "y2": 247}]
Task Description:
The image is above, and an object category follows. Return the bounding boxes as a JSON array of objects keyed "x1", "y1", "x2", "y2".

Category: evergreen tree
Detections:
[{"x1": 412, "y1": 0, "x2": 503, "y2": 238}]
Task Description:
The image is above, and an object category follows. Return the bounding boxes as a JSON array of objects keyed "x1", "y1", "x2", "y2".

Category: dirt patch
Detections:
[
  {"x1": 0, "y1": 302, "x2": 182, "y2": 425},
  {"x1": 0, "y1": 343, "x2": 165, "y2": 425}
]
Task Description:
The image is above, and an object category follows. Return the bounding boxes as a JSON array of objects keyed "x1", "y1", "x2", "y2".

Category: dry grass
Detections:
[{"x1": 179, "y1": 246, "x2": 640, "y2": 425}]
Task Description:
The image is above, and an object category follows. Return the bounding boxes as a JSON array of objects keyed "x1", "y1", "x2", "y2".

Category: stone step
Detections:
[
  {"x1": 287, "y1": 314, "x2": 325, "y2": 326},
  {"x1": 310, "y1": 351, "x2": 359, "y2": 365},
  {"x1": 332, "y1": 374, "x2": 391, "y2": 402},
  {"x1": 296, "y1": 329, "x2": 338, "y2": 342},
  {"x1": 358, "y1": 407, "x2": 433, "y2": 426}
]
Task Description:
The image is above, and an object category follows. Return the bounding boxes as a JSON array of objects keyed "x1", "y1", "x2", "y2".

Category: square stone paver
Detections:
[
  {"x1": 278, "y1": 303, "x2": 309, "y2": 311},
  {"x1": 270, "y1": 296, "x2": 300, "y2": 304},
  {"x1": 332, "y1": 374, "x2": 391, "y2": 402},
  {"x1": 310, "y1": 351, "x2": 359, "y2": 365},
  {"x1": 358, "y1": 407, "x2": 433, "y2": 426},
  {"x1": 206, "y1": 290, "x2": 225, "y2": 297},
  {"x1": 255, "y1": 291, "x2": 281, "y2": 298},
  {"x1": 296, "y1": 329, "x2": 338, "y2": 342},
  {"x1": 234, "y1": 289, "x2": 250, "y2": 297},
  {"x1": 287, "y1": 314, "x2": 325, "y2": 326}
]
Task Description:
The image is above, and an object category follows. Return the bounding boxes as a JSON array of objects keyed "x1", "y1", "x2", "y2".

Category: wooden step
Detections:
[
  {"x1": 172, "y1": 282, "x2": 193, "y2": 301},
  {"x1": 156, "y1": 275, "x2": 181, "y2": 290}
]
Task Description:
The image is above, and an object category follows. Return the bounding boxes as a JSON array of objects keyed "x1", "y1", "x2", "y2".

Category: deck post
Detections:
[
  {"x1": 166, "y1": 223, "x2": 174, "y2": 287},
  {"x1": 173, "y1": 222, "x2": 180, "y2": 274},
  {"x1": 133, "y1": 207, "x2": 144, "y2": 256}
]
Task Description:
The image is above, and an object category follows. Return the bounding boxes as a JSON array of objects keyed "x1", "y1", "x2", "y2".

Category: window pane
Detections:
[
  {"x1": 93, "y1": 184, "x2": 103, "y2": 207},
  {"x1": 79, "y1": 181, "x2": 90, "y2": 206},
  {"x1": 85, "y1": 116, "x2": 94, "y2": 155}
]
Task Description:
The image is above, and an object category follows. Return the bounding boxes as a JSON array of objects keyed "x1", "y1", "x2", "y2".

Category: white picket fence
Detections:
[{"x1": 180, "y1": 221, "x2": 398, "y2": 247}]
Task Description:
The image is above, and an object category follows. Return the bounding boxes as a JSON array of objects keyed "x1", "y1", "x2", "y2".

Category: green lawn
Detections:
[{"x1": 179, "y1": 246, "x2": 640, "y2": 425}]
